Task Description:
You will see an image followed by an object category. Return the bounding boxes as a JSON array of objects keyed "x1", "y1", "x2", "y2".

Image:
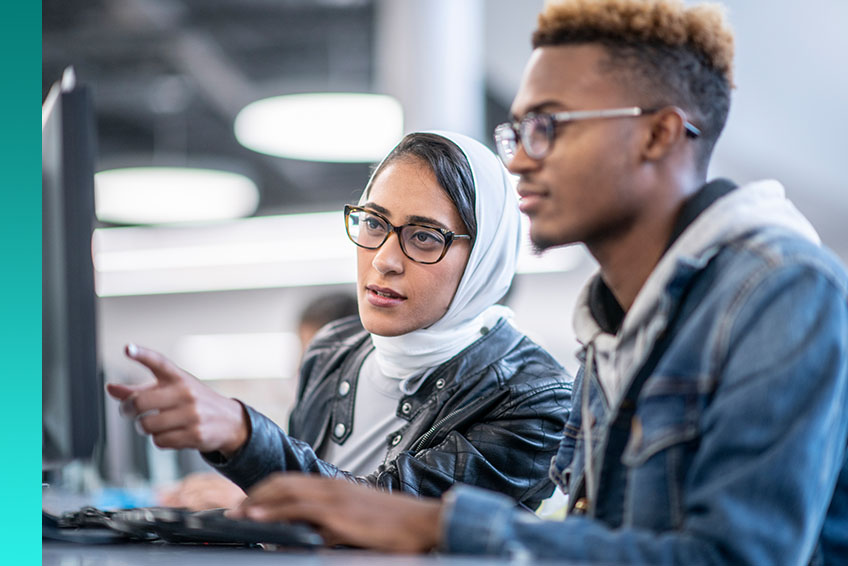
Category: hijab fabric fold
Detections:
[{"x1": 369, "y1": 131, "x2": 522, "y2": 379}]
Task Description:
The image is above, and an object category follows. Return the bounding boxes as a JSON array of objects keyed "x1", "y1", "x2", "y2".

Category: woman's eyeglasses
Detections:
[
  {"x1": 344, "y1": 205, "x2": 471, "y2": 265},
  {"x1": 493, "y1": 106, "x2": 701, "y2": 166}
]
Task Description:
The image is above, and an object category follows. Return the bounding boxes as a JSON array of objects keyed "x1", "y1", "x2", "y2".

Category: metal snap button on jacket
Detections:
[
  {"x1": 333, "y1": 423, "x2": 346, "y2": 438},
  {"x1": 338, "y1": 380, "x2": 351, "y2": 397}
]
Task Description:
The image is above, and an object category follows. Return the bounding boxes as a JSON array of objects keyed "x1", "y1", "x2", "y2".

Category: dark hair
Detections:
[
  {"x1": 365, "y1": 133, "x2": 477, "y2": 241},
  {"x1": 299, "y1": 292, "x2": 359, "y2": 329},
  {"x1": 533, "y1": 0, "x2": 734, "y2": 174}
]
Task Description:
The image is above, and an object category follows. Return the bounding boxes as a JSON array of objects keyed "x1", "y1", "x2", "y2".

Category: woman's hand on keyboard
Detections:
[{"x1": 159, "y1": 472, "x2": 247, "y2": 510}]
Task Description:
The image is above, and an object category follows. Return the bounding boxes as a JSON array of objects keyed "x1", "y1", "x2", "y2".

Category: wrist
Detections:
[
  {"x1": 427, "y1": 500, "x2": 446, "y2": 551},
  {"x1": 219, "y1": 399, "x2": 250, "y2": 457}
]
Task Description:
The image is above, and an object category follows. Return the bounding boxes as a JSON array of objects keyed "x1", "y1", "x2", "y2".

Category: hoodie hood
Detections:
[{"x1": 574, "y1": 179, "x2": 821, "y2": 405}]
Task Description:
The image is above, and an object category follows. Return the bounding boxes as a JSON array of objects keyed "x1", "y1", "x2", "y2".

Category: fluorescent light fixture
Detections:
[
  {"x1": 93, "y1": 211, "x2": 355, "y2": 296},
  {"x1": 95, "y1": 167, "x2": 260, "y2": 225},
  {"x1": 234, "y1": 93, "x2": 403, "y2": 162},
  {"x1": 92, "y1": 210, "x2": 587, "y2": 297}
]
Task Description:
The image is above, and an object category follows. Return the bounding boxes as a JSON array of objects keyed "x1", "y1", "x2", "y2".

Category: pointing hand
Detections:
[{"x1": 106, "y1": 344, "x2": 249, "y2": 456}]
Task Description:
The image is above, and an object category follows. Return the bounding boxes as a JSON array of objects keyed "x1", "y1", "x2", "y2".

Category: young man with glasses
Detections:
[{"x1": 229, "y1": 1, "x2": 848, "y2": 563}]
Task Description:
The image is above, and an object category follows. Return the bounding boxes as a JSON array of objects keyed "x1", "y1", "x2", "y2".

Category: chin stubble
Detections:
[{"x1": 530, "y1": 234, "x2": 559, "y2": 254}]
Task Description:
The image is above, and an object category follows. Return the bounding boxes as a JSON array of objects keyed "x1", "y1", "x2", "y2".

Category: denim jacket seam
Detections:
[
  {"x1": 711, "y1": 253, "x2": 774, "y2": 376},
  {"x1": 712, "y1": 230, "x2": 848, "y2": 370},
  {"x1": 712, "y1": 248, "x2": 844, "y2": 377},
  {"x1": 666, "y1": 445, "x2": 685, "y2": 528}
]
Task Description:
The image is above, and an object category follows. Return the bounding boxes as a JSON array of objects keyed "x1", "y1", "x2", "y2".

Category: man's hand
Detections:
[
  {"x1": 229, "y1": 474, "x2": 443, "y2": 553},
  {"x1": 106, "y1": 344, "x2": 249, "y2": 456}
]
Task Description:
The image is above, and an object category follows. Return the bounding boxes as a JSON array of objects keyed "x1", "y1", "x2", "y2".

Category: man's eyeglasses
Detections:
[
  {"x1": 493, "y1": 106, "x2": 701, "y2": 165},
  {"x1": 344, "y1": 205, "x2": 471, "y2": 265}
]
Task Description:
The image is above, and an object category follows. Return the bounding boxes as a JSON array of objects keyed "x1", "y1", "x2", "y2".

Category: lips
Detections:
[
  {"x1": 365, "y1": 285, "x2": 407, "y2": 308},
  {"x1": 517, "y1": 184, "x2": 547, "y2": 214}
]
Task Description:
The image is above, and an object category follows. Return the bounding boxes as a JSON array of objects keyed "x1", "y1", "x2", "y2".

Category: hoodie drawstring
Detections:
[{"x1": 582, "y1": 343, "x2": 597, "y2": 512}]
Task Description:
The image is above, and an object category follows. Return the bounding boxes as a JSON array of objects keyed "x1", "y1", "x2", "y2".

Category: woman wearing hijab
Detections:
[{"x1": 107, "y1": 132, "x2": 571, "y2": 510}]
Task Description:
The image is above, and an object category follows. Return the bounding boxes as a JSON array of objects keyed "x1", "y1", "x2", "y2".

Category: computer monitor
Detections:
[{"x1": 42, "y1": 68, "x2": 103, "y2": 471}]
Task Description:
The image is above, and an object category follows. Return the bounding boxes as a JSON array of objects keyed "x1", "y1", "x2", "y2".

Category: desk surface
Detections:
[{"x1": 43, "y1": 541, "x2": 558, "y2": 566}]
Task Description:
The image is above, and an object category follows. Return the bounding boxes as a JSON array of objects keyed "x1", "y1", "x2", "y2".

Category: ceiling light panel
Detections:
[
  {"x1": 234, "y1": 93, "x2": 403, "y2": 162},
  {"x1": 95, "y1": 167, "x2": 260, "y2": 225}
]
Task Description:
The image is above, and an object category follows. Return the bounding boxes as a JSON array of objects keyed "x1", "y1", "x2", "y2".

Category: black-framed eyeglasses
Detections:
[
  {"x1": 493, "y1": 106, "x2": 701, "y2": 165},
  {"x1": 344, "y1": 205, "x2": 471, "y2": 265}
]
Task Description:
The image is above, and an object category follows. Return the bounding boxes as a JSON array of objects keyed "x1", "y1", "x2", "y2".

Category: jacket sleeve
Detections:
[
  {"x1": 203, "y1": 318, "x2": 368, "y2": 491},
  {"x1": 366, "y1": 376, "x2": 571, "y2": 509},
  {"x1": 206, "y1": 358, "x2": 572, "y2": 507},
  {"x1": 202, "y1": 404, "x2": 368, "y2": 491},
  {"x1": 441, "y1": 261, "x2": 848, "y2": 564}
]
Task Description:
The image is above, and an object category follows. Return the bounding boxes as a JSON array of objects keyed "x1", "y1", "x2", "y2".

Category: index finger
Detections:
[
  {"x1": 125, "y1": 343, "x2": 184, "y2": 384},
  {"x1": 243, "y1": 474, "x2": 327, "y2": 507}
]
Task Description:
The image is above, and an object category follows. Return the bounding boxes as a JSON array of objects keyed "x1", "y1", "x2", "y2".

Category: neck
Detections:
[
  {"x1": 589, "y1": 175, "x2": 703, "y2": 312},
  {"x1": 590, "y1": 217, "x2": 674, "y2": 312}
]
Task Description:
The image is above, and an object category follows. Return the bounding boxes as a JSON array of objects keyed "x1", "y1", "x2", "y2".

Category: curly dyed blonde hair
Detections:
[{"x1": 533, "y1": 0, "x2": 735, "y2": 169}]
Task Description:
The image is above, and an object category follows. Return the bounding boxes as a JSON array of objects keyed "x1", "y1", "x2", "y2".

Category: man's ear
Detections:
[{"x1": 642, "y1": 107, "x2": 690, "y2": 162}]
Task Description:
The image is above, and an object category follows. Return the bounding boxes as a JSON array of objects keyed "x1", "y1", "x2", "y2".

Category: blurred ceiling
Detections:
[
  {"x1": 43, "y1": 0, "x2": 848, "y2": 260},
  {"x1": 42, "y1": 0, "x2": 386, "y2": 218}
]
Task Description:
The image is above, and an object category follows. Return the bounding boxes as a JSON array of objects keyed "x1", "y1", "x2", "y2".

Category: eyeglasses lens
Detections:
[
  {"x1": 399, "y1": 226, "x2": 446, "y2": 263},
  {"x1": 494, "y1": 123, "x2": 517, "y2": 165},
  {"x1": 347, "y1": 210, "x2": 385, "y2": 248},
  {"x1": 346, "y1": 210, "x2": 448, "y2": 263},
  {"x1": 520, "y1": 115, "x2": 552, "y2": 160}
]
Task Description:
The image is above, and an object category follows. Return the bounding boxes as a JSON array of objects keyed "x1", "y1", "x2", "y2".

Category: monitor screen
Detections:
[{"x1": 42, "y1": 68, "x2": 103, "y2": 471}]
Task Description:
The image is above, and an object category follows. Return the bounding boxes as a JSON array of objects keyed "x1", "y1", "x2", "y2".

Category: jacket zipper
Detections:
[
  {"x1": 410, "y1": 383, "x2": 563, "y2": 453},
  {"x1": 410, "y1": 405, "x2": 473, "y2": 453}
]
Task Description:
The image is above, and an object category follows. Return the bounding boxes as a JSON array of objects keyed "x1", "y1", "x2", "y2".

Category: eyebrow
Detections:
[
  {"x1": 510, "y1": 100, "x2": 570, "y2": 121},
  {"x1": 362, "y1": 202, "x2": 453, "y2": 231},
  {"x1": 407, "y1": 215, "x2": 452, "y2": 231},
  {"x1": 363, "y1": 202, "x2": 391, "y2": 217}
]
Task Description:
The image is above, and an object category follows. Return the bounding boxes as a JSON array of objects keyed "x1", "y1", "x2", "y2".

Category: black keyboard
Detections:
[{"x1": 44, "y1": 506, "x2": 324, "y2": 548}]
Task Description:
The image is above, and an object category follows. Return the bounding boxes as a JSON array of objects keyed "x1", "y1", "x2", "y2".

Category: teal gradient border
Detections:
[{"x1": 0, "y1": 1, "x2": 40, "y2": 560}]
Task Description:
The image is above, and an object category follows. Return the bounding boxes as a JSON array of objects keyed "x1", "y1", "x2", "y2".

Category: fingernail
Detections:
[
  {"x1": 126, "y1": 343, "x2": 138, "y2": 358},
  {"x1": 133, "y1": 417, "x2": 146, "y2": 436},
  {"x1": 120, "y1": 397, "x2": 140, "y2": 419}
]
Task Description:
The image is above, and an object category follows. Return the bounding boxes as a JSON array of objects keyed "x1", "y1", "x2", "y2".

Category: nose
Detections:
[
  {"x1": 505, "y1": 140, "x2": 539, "y2": 176},
  {"x1": 371, "y1": 232, "x2": 405, "y2": 275}
]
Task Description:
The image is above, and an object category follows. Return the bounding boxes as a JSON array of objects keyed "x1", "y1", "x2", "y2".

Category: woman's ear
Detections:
[{"x1": 642, "y1": 107, "x2": 690, "y2": 162}]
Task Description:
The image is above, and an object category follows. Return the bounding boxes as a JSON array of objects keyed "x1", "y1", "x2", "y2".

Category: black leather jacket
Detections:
[{"x1": 209, "y1": 315, "x2": 572, "y2": 509}]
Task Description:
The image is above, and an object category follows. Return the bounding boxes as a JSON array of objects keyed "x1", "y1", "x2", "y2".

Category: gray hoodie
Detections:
[{"x1": 573, "y1": 179, "x2": 821, "y2": 408}]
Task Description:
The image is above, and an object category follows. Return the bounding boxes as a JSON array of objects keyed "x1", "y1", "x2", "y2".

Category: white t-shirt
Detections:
[{"x1": 319, "y1": 352, "x2": 407, "y2": 476}]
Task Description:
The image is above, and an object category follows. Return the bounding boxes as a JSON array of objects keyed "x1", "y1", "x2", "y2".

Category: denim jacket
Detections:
[{"x1": 441, "y1": 180, "x2": 848, "y2": 565}]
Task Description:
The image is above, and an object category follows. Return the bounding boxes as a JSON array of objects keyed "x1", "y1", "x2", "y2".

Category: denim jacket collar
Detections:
[{"x1": 574, "y1": 179, "x2": 820, "y2": 408}]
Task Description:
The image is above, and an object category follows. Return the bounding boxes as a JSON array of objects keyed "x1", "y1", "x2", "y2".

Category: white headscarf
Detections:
[{"x1": 367, "y1": 131, "x2": 522, "y2": 379}]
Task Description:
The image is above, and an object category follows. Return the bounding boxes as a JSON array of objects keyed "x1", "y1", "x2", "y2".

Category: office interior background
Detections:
[{"x1": 43, "y1": 0, "x2": 848, "y2": 487}]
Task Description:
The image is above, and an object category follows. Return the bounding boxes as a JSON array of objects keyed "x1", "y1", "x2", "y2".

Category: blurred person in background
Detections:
[
  {"x1": 108, "y1": 131, "x2": 572, "y2": 511},
  {"x1": 158, "y1": 291, "x2": 359, "y2": 510},
  {"x1": 295, "y1": 293, "x2": 360, "y2": 358}
]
